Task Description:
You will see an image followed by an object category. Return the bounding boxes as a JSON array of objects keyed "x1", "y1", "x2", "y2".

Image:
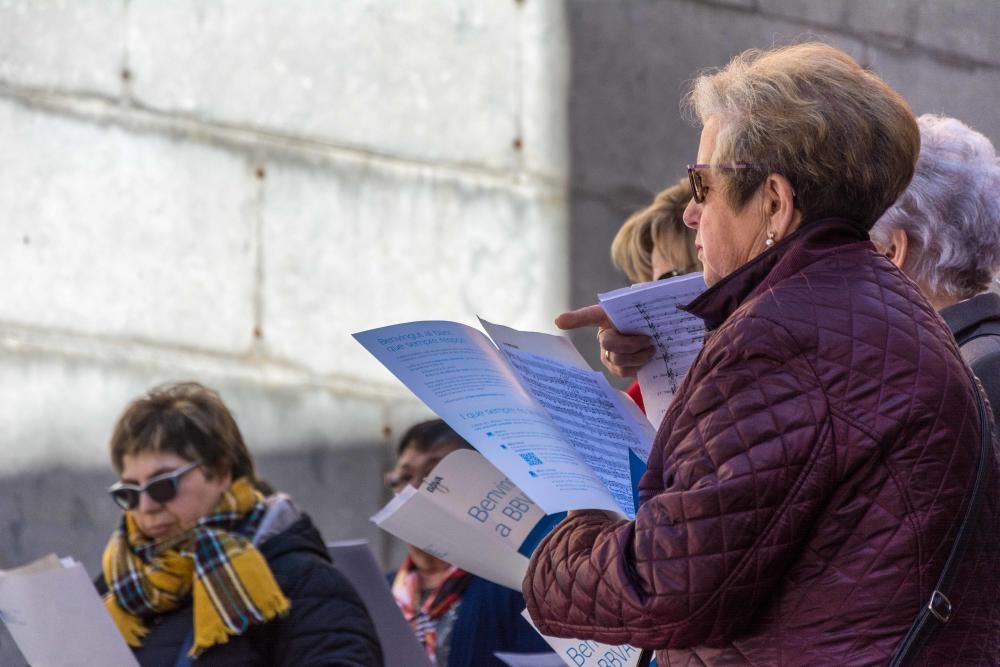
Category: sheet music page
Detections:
[
  {"x1": 480, "y1": 319, "x2": 655, "y2": 518},
  {"x1": 355, "y1": 321, "x2": 624, "y2": 515},
  {"x1": 599, "y1": 272, "x2": 707, "y2": 428}
]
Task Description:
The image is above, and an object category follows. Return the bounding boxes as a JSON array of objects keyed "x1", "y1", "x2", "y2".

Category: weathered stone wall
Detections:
[
  {"x1": 0, "y1": 1, "x2": 569, "y2": 662},
  {"x1": 4, "y1": 0, "x2": 1000, "y2": 663},
  {"x1": 565, "y1": 0, "x2": 1000, "y2": 365}
]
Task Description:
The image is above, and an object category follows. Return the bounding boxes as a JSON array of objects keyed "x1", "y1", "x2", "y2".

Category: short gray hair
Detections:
[
  {"x1": 872, "y1": 114, "x2": 1000, "y2": 299},
  {"x1": 684, "y1": 42, "x2": 918, "y2": 228}
]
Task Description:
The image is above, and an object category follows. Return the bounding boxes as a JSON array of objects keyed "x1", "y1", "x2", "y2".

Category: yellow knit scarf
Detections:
[{"x1": 102, "y1": 477, "x2": 290, "y2": 657}]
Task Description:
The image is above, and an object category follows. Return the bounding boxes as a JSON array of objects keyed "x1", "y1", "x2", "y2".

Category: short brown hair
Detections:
[
  {"x1": 685, "y1": 42, "x2": 919, "y2": 229},
  {"x1": 110, "y1": 382, "x2": 256, "y2": 481},
  {"x1": 611, "y1": 179, "x2": 699, "y2": 283},
  {"x1": 397, "y1": 419, "x2": 472, "y2": 457}
]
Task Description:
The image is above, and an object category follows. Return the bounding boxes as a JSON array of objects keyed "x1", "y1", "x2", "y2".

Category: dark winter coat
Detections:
[
  {"x1": 942, "y1": 291, "x2": 1000, "y2": 428},
  {"x1": 447, "y1": 576, "x2": 552, "y2": 667},
  {"x1": 524, "y1": 219, "x2": 1000, "y2": 665},
  {"x1": 100, "y1": 514, "x2": 383, "y2": 666}
]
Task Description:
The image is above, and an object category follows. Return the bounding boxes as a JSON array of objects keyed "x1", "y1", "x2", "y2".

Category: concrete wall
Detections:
[
  {"x1": 564, "y1": 0, "x2": 1000, "y2": 366},
  {"x1": 0, "y1": 2, "x2": 569, "y2": 661},
  {"x1": 4, "y1": 0, "x2": 1000, "y2": 663}
]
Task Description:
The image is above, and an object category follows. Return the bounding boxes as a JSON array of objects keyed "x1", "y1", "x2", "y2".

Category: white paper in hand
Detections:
[
  {"x1": 0, "y1": 555, "x2": 139, "y2": 667},
  {"x1": 495, "y1": 650, "x2": 567, "y2": 667},
  {"x1": 520, "y1": 609, "x2": 643, "y2": 667}
]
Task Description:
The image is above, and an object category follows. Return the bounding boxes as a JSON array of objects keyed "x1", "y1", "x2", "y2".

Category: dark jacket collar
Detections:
[
  {"x1": 681, "y1": 218, "x2": 870, "y2": 330},
  {"x1": 940, "y1": 292, "x2": 1000, "y2": 342},
  {"x1": 259, "y1": 513, "x2": 331, "y2": 564}
]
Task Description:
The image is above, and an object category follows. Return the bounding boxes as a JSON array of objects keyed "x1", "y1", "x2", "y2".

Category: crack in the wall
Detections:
[
  {"x1": 251, "y1": 161, "x2": 267, "y2": 357},
  {"x1": 513, "y1": 0, "x2": 526, "y2": 174},
  {"x1": 0, "y1": 319, "x2": 416, "y2": 403},
  {"x1": 0, "y1": 84, "x2": 568, "y2": 193},
  {"x1": 120, "y1": 0, "x2": 133, "y2": 107}
]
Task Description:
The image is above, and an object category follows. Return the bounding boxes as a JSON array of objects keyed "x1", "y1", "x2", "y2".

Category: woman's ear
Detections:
[
  {"x1": 882, "y1": 227, "x2": 909, "y2": 269},
  {"x1": 764, "y1": 173, "x2": 802, "y2": 241}
]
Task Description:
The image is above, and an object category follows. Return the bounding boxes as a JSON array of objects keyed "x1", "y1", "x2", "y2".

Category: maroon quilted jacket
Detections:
[{"x1": 524, "y1": 219, "x2": 1000, "y2": 665}]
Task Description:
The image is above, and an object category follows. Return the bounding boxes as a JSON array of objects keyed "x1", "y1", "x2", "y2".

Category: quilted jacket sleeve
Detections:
[{"x1": 524, "y1": 314, "x2": 838, "y2": 649}]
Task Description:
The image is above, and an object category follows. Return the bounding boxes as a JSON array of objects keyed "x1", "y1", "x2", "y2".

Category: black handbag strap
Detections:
[{"x1": 889, "y1": 382, "x2": 992, "y2": 666}]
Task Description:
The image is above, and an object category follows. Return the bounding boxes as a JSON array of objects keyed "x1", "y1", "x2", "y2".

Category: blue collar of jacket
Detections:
[{"x1": 680, "y1": 218, "x2": 871, "y2": 331}]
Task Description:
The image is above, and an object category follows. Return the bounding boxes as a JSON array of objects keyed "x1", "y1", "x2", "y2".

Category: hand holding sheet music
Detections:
[{"x1": 599, "y1": 272, "x2": 707, "y2": 427}]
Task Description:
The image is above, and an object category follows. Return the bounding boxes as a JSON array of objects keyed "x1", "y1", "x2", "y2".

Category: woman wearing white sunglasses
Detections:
[{"x1": 99, "y1": 381, "x2": 382, "y2": 666}]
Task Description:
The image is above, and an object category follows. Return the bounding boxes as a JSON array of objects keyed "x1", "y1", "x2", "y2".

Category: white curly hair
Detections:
[{"x1": 872, "y1": 114, "x2": 1000, "y2": 300}]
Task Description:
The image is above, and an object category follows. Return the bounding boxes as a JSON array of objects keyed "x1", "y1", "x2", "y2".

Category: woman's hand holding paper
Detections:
[{"x1": 554, "y1": 304, "x2": 654, "y2": 377}]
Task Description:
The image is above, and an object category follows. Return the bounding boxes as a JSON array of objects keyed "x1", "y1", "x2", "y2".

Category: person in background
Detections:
[
  {"x1": 871, "y1": 113, "x2": 1000, "y2": 423},
  {"x1": 611, "y1": 178, "x2": 700, "y2": 285},
  {"x1": 610, "y1": 178, "x2": 701, "y2": 412},
  {"x1": 385, "y1": 419, "x2": 552, "y2": 667},
  {"x1": 527, "y1": 43, "x2": 1000, "y2": 665},
  {"x1": 98, "y1": 382, "x2": 383, "y2": 666}
]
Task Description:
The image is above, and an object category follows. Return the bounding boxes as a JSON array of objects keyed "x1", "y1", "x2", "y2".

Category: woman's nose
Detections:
[
  {"x1": 682, "y1": 199, "x2": 700, "y2": 229},
  {"x1": 136, "y1": 490, "x2": 162, "y2": 513}
]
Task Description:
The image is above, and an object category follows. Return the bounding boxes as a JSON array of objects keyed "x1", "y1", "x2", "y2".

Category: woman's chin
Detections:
[{"x1": 142, "y1": 524, "x2": 178, "y2": 540}]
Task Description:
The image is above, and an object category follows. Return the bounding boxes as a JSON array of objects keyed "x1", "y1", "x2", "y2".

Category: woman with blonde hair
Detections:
[
  {"x1": 611, "y1": 178, "x2": 700, "y2": 284},
  {"x1": 98, "y1": 382, "x2": 382, "y2": 666},
  {"x1": 528, "y1": 43, "x2": 999, "y2": 665}
]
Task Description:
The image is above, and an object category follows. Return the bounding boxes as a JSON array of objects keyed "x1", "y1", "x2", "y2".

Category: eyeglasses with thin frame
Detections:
[
  {"x1": 686, "y1": 163, "x2": 759, "y2": 204},
  {"x1": 108, "y1": 460, "x2": 202, "y2": 511}
]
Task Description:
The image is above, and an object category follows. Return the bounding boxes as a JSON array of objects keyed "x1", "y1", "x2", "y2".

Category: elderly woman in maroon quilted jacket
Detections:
[{"x1": 525, "y1": 43, "x2": 1000, "y2": 665}]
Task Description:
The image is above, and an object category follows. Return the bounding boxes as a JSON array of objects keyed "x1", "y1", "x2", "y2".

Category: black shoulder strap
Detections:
[{"x1": 888, "y1": 382, "x2": 992, "y2": 666}]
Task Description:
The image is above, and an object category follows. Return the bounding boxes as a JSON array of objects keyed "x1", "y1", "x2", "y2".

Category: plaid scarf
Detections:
[
  {"x1": 392, "y1": 555, "x2": 472, "y2": 662},
  {"x1": 102, "y1": 477, "x2": 290, "y2": 658}
]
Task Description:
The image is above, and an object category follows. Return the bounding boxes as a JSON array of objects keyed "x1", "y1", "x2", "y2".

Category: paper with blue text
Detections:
[
  {"x1": 521, "y1": 610, "x2": 643, "y2": 667},
  {"x1": 356, "y1": 319, "x2": 654, "y2": 517},
  {"x1": 371, "y1": 449, "x2": 547, "y2": 590}
]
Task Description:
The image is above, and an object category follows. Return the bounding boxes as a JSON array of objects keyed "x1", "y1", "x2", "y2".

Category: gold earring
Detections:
[{"x1": 765, "y1": 230, "x2": 775, "y2": 248}]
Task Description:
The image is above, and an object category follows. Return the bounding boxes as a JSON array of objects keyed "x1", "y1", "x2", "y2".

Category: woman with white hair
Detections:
[{"x1": 871, "y1": 114, "x2": 1000, "y2": 422}]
